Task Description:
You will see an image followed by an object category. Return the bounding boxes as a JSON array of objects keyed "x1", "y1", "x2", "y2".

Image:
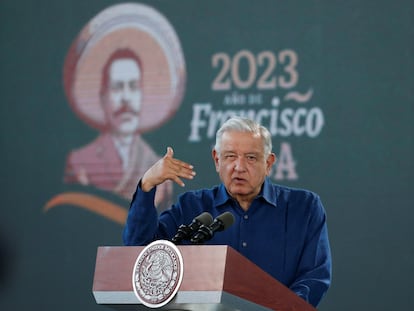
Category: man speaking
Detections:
[{"x1": 123, "y1": 116, "x2": 332, "y2": 307}]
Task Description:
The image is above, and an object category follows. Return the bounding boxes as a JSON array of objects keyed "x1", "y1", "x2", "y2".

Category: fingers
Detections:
[
  {"x1": 164, "y1": 146, "x2": 194, "y2": 172},
  {"x1": 142, "y1": 147, "x2": 196, "y2": 190},
  {"x1": 166, "y1": 146, "x2": 174, "y2": 158},
  {"x1": 163, "y1": 147, "x2": 196, "y2": 187},
  {"x1": 174, "y1": 168, "x2": 196, "y2": 187},
  {"x1": 167, "y1": 160, "x2": 196, "y2": 187}
]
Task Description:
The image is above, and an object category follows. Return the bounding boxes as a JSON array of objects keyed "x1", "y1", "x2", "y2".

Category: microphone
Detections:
[
  {"x1": 171, "y1": 212, "x2": 213, "y2": 244},
  {"x1": 190, "y1": 211, "x2": 235, "y2": 244}
]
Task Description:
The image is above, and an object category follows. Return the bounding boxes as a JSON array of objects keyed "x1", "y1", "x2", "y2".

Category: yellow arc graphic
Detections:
[{"x1": 44, "y1": 192, "x2": 127, "y2": 225}]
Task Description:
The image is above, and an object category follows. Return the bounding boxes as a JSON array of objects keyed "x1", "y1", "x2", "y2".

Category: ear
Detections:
[
  {"x1": 212, "y1": 149, "x2": 220, "y2": 172},
  {"x1": 266, "y1": 153, "x2": 276, "y2": 175}
]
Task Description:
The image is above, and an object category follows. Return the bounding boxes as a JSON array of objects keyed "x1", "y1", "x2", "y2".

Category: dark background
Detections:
[{"x1": 0, "y1": 1, "x2": 413, "y2": 310}]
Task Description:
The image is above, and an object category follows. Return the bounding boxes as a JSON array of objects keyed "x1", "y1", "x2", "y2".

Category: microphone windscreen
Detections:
[
  {"x1": 216, "y1": 211, "x2": 235, "y2": 230},
  {"x1": 195, "y1": 212, "x2": 213, "y2": 226}
]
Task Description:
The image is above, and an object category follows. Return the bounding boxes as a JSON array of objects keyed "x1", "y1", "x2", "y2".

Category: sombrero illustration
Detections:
[{"x1": 63, "y1": 3, "x2": 186, "y2": 133}]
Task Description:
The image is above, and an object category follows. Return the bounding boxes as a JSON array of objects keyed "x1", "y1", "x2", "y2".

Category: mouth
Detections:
[
  {"x1": 232, "y1": 177, "x2": 247, "y2": 184},
  {"x1": 117, "y1": 111, "x2": 139, "y2": 120}
]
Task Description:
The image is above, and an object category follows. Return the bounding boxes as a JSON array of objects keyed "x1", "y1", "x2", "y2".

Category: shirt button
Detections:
[
  {"x1": 242, "y1": 242, "x2": 247, "y2": 247},
  {"x1": 244, "y1": 215, "x2": 249, "y2": 220}
]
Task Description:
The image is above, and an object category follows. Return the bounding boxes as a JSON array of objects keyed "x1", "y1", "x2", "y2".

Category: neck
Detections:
[
  {"x1": 235, "y1": 197, "x2": 253, "y2": 211},
  {"x1": 112, "y1": 132, "x2": 134, "y2": 146}
]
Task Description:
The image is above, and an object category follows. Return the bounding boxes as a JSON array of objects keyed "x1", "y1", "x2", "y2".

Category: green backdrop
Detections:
[{"x1": 0, "y1": 0, "x2": 413, "y2": 310}]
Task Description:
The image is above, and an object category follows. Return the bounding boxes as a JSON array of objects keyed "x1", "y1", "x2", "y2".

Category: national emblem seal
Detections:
[{"x1": 132, "y1": 240, "x2": 184, "y2": 308}]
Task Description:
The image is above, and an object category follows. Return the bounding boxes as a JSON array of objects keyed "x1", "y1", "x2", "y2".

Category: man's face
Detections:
[
  {"x1": 212, "y1": 131, "x2": 275, "y2": 204},
  {"x1": 102, "y1": 58, "x2": 142, "y2": 135}
]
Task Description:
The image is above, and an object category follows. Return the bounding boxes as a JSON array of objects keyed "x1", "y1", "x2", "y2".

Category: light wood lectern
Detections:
[{"x1": 92, "y1": 245, "x2": 316, "y2": 311}]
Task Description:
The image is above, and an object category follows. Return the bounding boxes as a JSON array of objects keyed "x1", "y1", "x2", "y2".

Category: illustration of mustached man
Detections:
[{"x1": 64, "y1": 48, "x2": 173, "y2": 209}]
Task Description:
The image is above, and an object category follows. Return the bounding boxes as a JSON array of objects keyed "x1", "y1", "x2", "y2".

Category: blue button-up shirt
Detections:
[{"x1": 123, "y1": 177, "x2": 332, "y2": 307}]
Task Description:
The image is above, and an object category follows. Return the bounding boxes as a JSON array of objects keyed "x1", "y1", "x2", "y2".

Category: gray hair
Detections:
[{"x1": 214, "y1": 116, "x2": 272, "y2": 156}]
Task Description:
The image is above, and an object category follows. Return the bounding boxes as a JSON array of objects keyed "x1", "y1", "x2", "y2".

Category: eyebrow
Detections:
[{"x1": 222, "y1": 151, "x2": 261, "y2": 156}]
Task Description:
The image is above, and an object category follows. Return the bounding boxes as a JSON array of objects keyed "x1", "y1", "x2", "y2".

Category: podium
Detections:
[{"x1": 93, "y1": 245, "x2": 316, "y2": 311}]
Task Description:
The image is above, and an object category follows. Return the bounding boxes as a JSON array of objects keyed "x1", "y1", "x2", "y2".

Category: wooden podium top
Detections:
[{"x1": 93, "y1": 245, "x2": 316, "y2": 311}]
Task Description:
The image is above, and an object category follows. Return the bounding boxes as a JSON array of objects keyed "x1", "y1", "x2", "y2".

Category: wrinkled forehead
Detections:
[{"x1": 220, "y1": 131, "x2": 264, "y2": 152}]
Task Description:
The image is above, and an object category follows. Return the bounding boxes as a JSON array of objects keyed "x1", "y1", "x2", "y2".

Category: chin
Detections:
[
  {"x1": 229, "y1": 185, "x2": 249, "y2": 195},
  {"x1": 117, "y1": 123, "x2": 139, "y2": 135}
]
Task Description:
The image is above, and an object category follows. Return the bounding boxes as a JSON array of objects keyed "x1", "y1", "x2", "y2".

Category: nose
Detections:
[
  {"x1": 234, "y1": 156, "x2": 247, "y2": 172},
  {"x1": 120, "y1": 84, "x2": 133, "y2": 102}
]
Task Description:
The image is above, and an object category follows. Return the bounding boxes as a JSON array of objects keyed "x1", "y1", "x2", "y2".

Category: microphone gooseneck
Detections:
[
  {"x1": 171, "y1": 212, "x2": 213, "y2": 244},
  {"x1": 190, "y1": 211, "x2": 235, "y2": 244}
]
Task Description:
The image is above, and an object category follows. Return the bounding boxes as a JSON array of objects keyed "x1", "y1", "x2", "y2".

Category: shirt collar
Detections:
[
  {"x1": 261, "y1": 177, "x2": 278, "y2": 208},
  {"x1": 215, "y1": 177, "x2": 278, "y2": 208}
]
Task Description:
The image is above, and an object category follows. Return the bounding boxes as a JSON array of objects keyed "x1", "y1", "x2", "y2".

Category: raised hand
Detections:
[{"x1": 141, "y1": 147, "x2": 196, "y2": 192}]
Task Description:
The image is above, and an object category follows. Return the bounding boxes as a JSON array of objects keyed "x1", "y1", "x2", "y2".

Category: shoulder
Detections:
[
  {"x1": 274, "y1": 183, "x2": 320, "y2": 200},
  {"x1": 271, "y1": 183, "x2": 325, "y2": 215},
  {"x1": 66, "y1": 134, "x2": 113, "y2": 163},
  {"x1": 133, "y1": 136, "x2": 156, "y2": 153},
  {"x1": 131, "y1": 136, "x2": 160, "y2": 161}
]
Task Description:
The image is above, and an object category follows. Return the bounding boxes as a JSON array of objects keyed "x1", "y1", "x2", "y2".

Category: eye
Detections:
[
  {"x1": 129, "y1": 80, "x2": 140, "y2": 91},
  {"x1": 110, "y1": 81, "x2": 123, "y2": 92},
  {"x1": 246, "y1": 155, "x2": 257, "y2": 162},
  {"x1": 223, "y1": 154, "x2": 237, "y2": 160}
]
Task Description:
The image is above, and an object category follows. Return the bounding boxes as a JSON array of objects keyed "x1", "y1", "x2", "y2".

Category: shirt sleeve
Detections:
[
  {"x1": 122, "y1": 180, "x2": 160, "y2": 246},
  {"x1": 289, "y1": 194, "x2": 332, "y2": 307}
]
